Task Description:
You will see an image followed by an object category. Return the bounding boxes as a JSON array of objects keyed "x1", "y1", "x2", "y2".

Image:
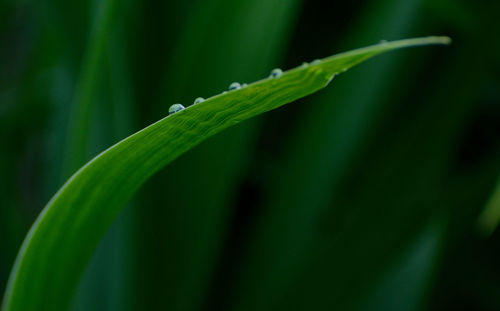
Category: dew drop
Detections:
[
  {"x1": 301, "y1": 62, "x2": 309, "y2": 68},
  {"x1": 270, "y1": 68, "x2": 283, "y2": 79},
  {"x1": 311, "y1": 59, "x2": 321, "y2": 65},
  {"x1": 194, "y1": 97, "x2": 205, "y2": 104},
  {"x1": 242, "y1": 83, "x2": 248, "y2": 88},
  {"x1": 168, "y1": 103, "x2": 185, "y2": 115},
  {"x1": 229, "y1": 82, "x2": 241, "y2": 90}
]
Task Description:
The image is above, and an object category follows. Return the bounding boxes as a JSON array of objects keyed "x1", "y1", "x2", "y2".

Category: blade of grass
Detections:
[{"x1": 1, "y1": 37, "x2": 449, "y2": 311}]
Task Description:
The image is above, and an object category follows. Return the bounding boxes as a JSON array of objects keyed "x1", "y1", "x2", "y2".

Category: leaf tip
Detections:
[
  {"x1": 437, "y1": 36, "x2": 452, "y2": 45},
  {"x1": 418, "y1": 36, "x2": 451, "y2": 46}
]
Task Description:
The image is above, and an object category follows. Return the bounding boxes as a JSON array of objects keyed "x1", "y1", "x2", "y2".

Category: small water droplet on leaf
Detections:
[
  {"x1": 229, "y1": 82, "x2": 241, "y2": 90},
  {"x1": 169, "y1": 103, "x2": 185, "y2": 115},
  {"x1": 270, "y1": 68, "x2": 283, "y2": 78},
  {"x1": 194, "y1": 97, "x2": 205, "y2": 104}
]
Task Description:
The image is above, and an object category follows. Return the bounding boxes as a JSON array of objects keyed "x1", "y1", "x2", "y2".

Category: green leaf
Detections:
[{"x1": 1, "y1": 36, "x2": 450, "y2": 311}]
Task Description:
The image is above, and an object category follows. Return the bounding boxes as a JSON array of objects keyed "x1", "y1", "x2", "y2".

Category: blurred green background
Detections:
[{"x1": 1, "y1": 0, "x2": 500, "y2": 310}]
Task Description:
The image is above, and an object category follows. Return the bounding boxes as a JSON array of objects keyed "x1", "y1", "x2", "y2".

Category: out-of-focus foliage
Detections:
[
  {"x1": 0, "y1": 0, "x2": 499, "y2": 310},
  {"x1": 478, "y1": 177, "x2": 500, "y2": 235}
]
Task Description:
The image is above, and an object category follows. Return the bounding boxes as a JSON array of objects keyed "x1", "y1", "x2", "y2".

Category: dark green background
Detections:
[{"x1": 1, "y1": 0, "x2": 499, "y2": 310}]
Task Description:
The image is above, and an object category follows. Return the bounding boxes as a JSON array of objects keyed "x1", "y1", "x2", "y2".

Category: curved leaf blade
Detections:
[{"x1": 1, "y1": 36, "x2": 450, "y2": 311}]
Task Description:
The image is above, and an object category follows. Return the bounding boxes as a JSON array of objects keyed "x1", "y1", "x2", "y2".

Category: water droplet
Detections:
[
  {"x1": 311, "y1": 59, "x2": 321, "y2": 65},
  {"x1": 242, "y1": 83, "x2": 248, "y2": 88},
  {"x1": 229, "y1": 82, "x2": 241, "y2": 90},
  {"x1": 270, "y1": 68, "x2": 283, "y2": 79},
  {"x1": 301, "y1": 62, "x2": 309, "y2": 67},
  {"x1": 223, "y1": 91, "x2": 228, "y2": 94},
  {"x1": 168, "y1": 103, "x2": 185, "y2": 115},
  {"x1": 194, "y1": 97, "x2": 205, "y2": 104}
]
